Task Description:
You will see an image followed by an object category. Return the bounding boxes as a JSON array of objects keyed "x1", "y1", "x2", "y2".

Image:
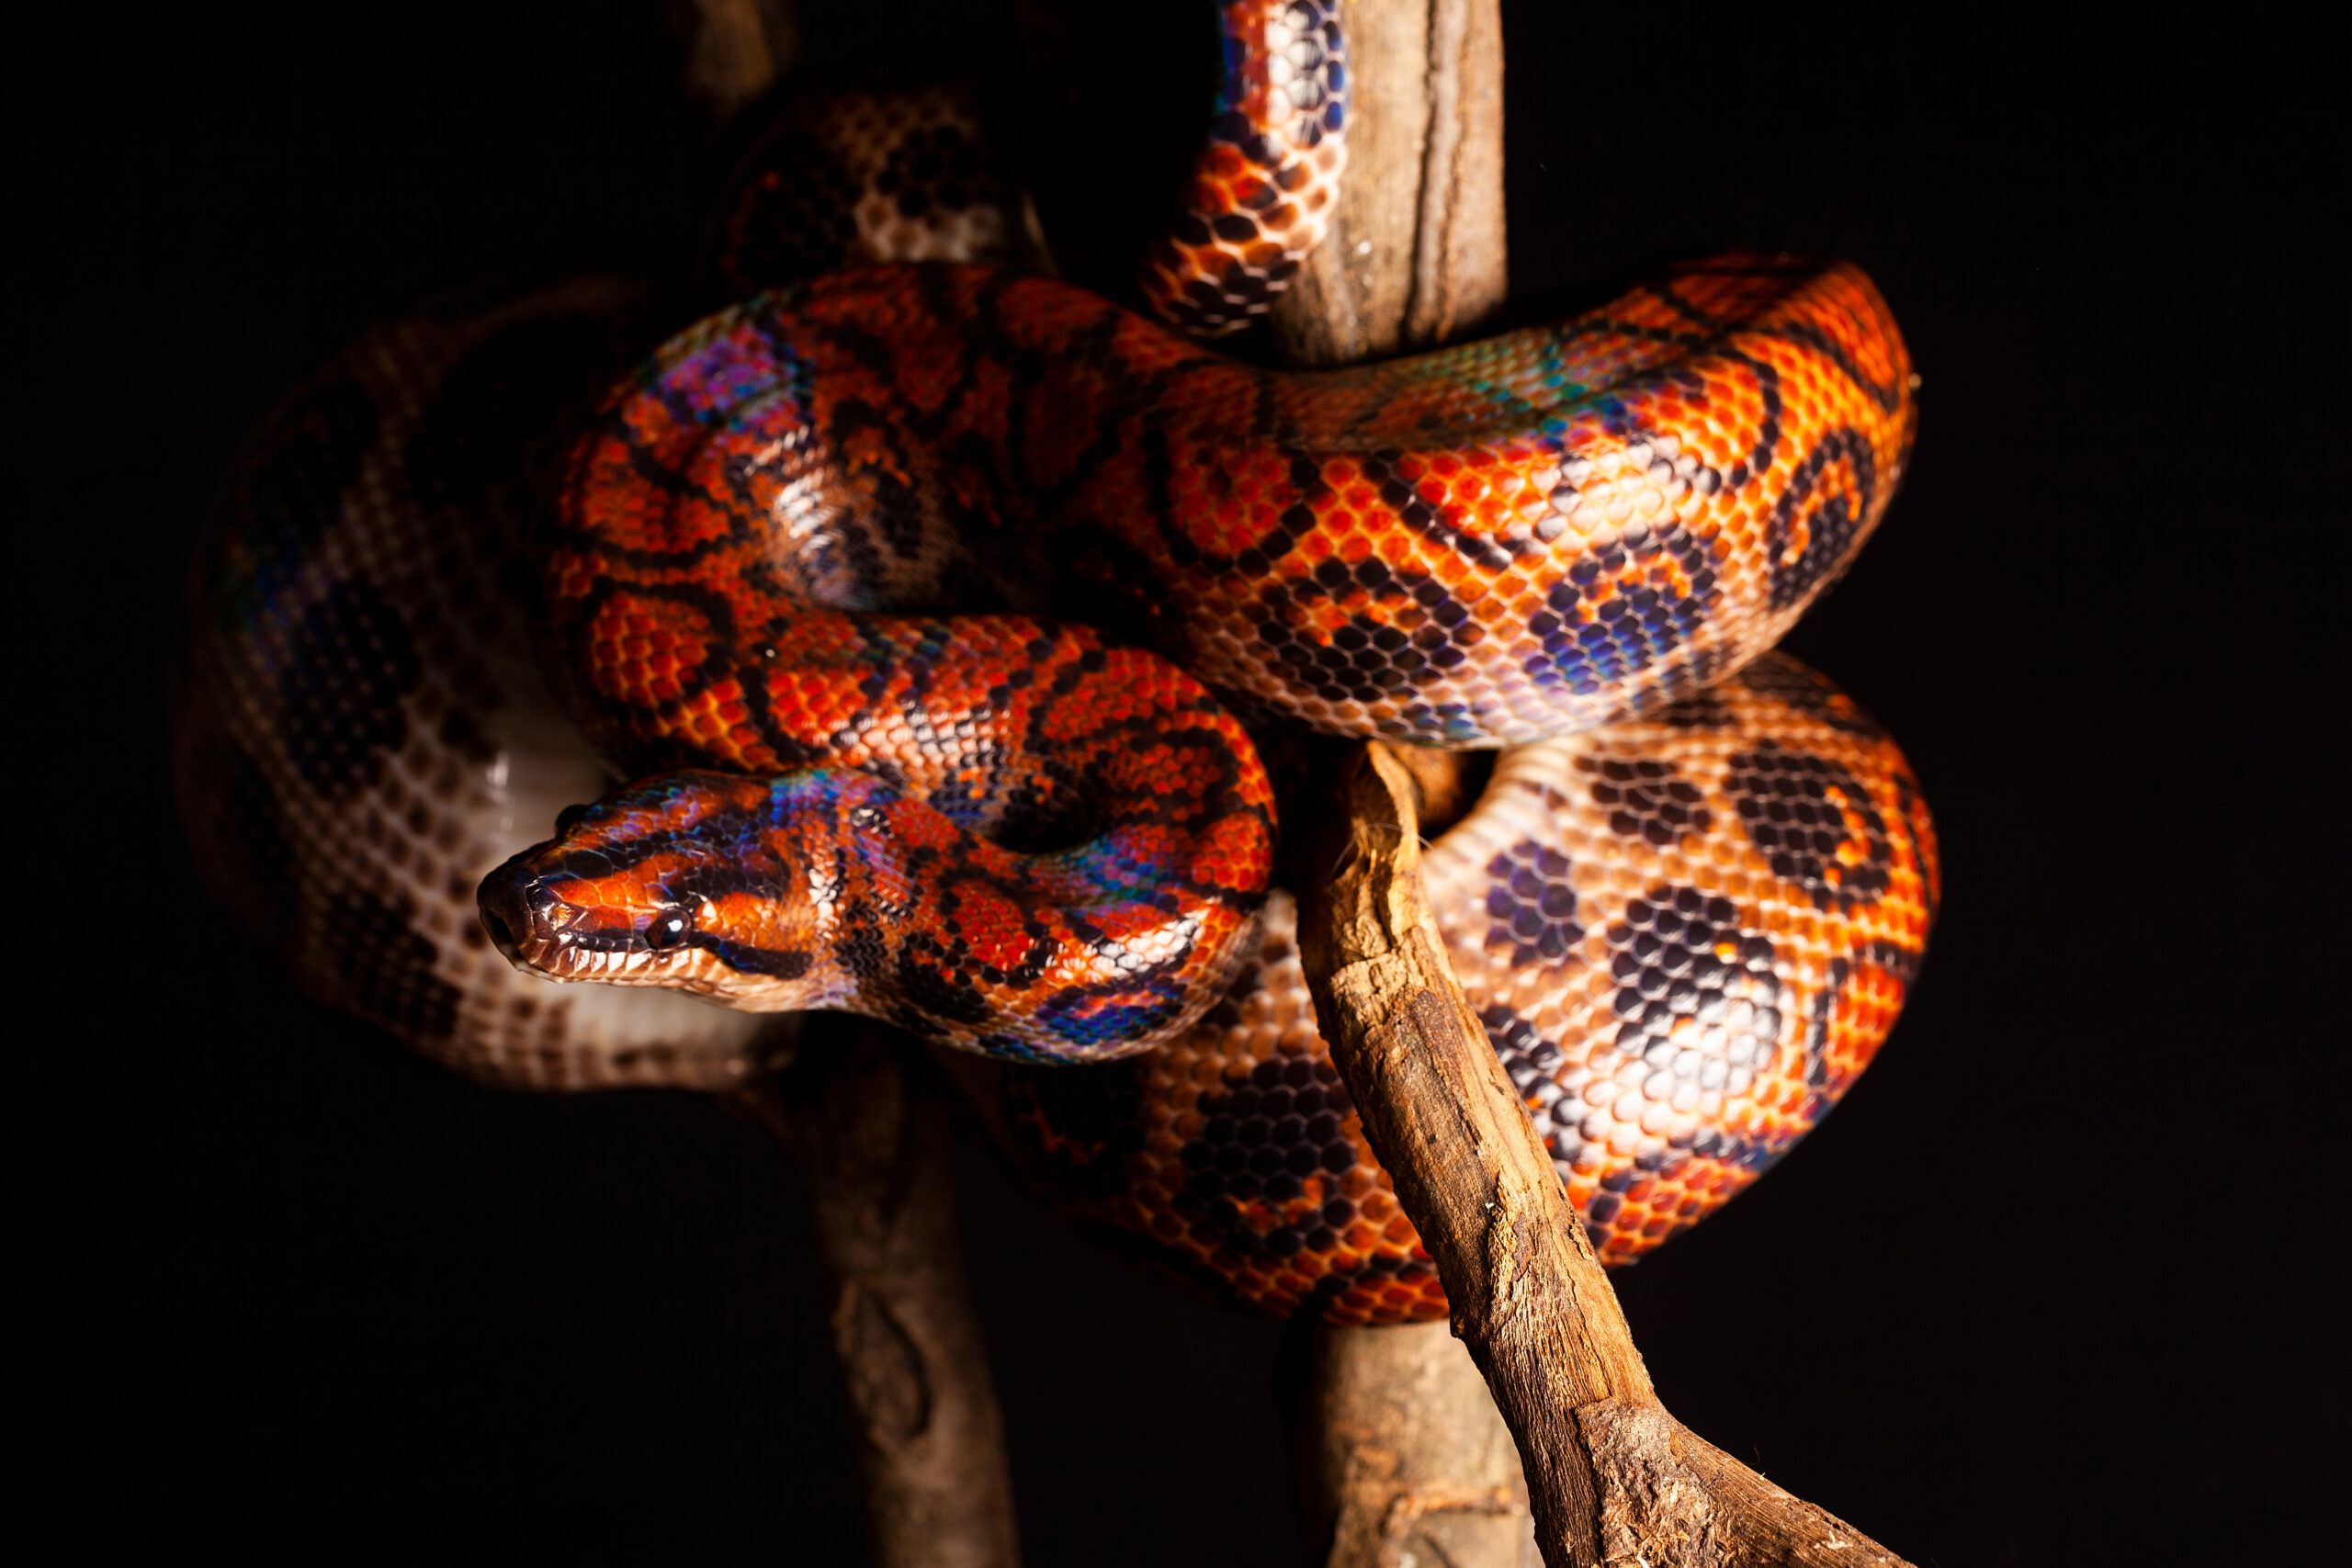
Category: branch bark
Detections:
[
  {"x1": 1296, "y1": 747, "x2": 1915, "y2": 1568},
  {"x1": 1269, "y1": 0, "x2": 1505, "y2": 365},
  {"x1": 1299, "y1": 1318, "x2": 1540, "y2": 1568},
  {"x1": 682, "y1": 0, "x2": 800, "y2": 124},
  {"x1": 1273, "y1": 6, "x2": 1920, "y2": 1564},
  {"x1": 684, "y1": 14, "x2": 1020, "y2": 1564},
  {"x1": 733, "y1": 1025, "x2": 1023, "y2": 1568},
  {"x1": 1273, "y1": 8, "x2": 1535, "y2": 1567}
]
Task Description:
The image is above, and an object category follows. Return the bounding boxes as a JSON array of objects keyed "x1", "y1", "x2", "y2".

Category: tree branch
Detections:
[
  {"x1": 1296, "y1": 747, "x2": 1915, "y2": 1568},
  {"x1": 1274, "y1": 10, "x2": 1537, "y2": 1565},
  {"x1": 682, "y1": 0, "x2": 800, "y2": 124},
  {"x1": 1274, "y1": 7, "x2": 1920, "y2": 1562},
  {"x1": 684, "y1": 12, "x2": 1021, "y2": 1563},
  {"x1": 733, "y1": 1025, "x2": 1023, "y2": 1568},
  {"x1": 1270, "y1": 0, "x2": 1505, "y2": 365}
]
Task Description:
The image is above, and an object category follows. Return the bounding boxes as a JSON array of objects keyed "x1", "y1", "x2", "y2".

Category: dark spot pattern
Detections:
[
  {"x1": 1725, "y1": 743, "x2": 1893, "y2": 908},
  {"x1": 875, "y1": 120, "x2": 1002, "y2": 222},
  {"x1": 1253, "y1": 566, "x2": 1476, "y2": 707},
  {"x1": 221, "y1": 374, "x2": 379, "y2": 622},
  {"x1": 1522, "y1": 522, "x2": 1721, "y2": 699},
  {"x1": 276, "y1": 576, "x2": 419, "y2": 795},
  {"x1": 1176, "y1": 1054, "x2": 1359, "y2": 1265},
  {"x1": 1607, "y1": 885, "x2": 1782, "y2": 1080},
  {"x1": 1734, "y1": 655, "x2": 1883, "y2": 736},
  {"x1": 1654, "y1": 689, "x2": 1735, "y2": 729},
  {"x1": 328, "y1": 891, "x2": 460, "y2": 1040},
  {"x1": 1482, "y1": 1004, "x2": 1580, "y2": 1169},
  {"x1": 1579, "y1": 755, "x2": 1711, "y2": 845},
  {"x1": 1766, "y1": 428, "x2": 1877, "y2": 610},
  {"x1": 1149, "y1": 0, "x2": 1348, "y2": 334},
  {"x1": 1481, "y1": 838, "x2": 1584, "y2": 968}
]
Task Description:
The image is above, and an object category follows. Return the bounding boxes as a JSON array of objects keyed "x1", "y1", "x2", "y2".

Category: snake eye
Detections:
[
  {"x1": 642, "y1": 908, "x2": 695, "y2": 951},
  {"x1": 555, "y1": 803, "x2": 592, "y2": 835}
]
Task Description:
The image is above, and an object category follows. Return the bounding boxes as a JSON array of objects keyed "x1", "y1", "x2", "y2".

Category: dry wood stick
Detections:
[
  {"x1": 683, "y1": 0, "x2": 801, "y2": 124},
  {"x1": 1272, "y1": 7, "x2": 1536, "y2": 1566},
  {"x1": 1295, "y1": 750, "x2": 1914, "y2": 1567},
  {"x1": 1276, "y1": 5, "x2": 1918, "y2": 1564},
  {"x1": 733, "y1": 1025, "x2": 1023, "y2": 1568},
  {"x1": 1271, "y1": 0, "x2": 1507, "y2": 367}
]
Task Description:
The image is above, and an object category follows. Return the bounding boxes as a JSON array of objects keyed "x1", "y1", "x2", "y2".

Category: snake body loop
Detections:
[
  {"x1": 178, "y1": 1, "x2": 1937, "y2": 1307},
  {"x1": 481, "y1": 255, "x2": 1914, "y2": 1059}
]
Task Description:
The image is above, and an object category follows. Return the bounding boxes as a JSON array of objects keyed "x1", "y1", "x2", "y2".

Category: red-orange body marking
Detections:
[
  {"x1": 180, "y1": 0, "x2": 1939, "y2": 1314},
  {"x1": 502, "y1": 256, "x2": 1913, "y2": 1062}
]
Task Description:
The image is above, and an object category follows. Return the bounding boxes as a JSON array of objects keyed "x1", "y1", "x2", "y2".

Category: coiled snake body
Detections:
[{"x1": 176, "y1": 1, "x2": 1937, "y2": 1318}]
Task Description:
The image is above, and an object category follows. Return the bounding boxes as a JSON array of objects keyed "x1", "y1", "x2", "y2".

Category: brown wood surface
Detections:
[
  {"x1": 683, "y1": 0, "x2": 800, "y2": 123},
  {"x1": 1299, "y1": 1318, "x2": 1541, "y2": 1568},
  {"x1": 1270, "y1": 0, "x2": 1506, "y2": 366},
  {"x1": 1272, "y1": 8, "x2": 1924, "y2": 1562},
  {"x1": 1296, "y1": 746, "x2": 1917, "y2": 1568},
  {"x1": 1275, "y1": 9, "x2": 1542, "y2": 1566},
  {"x1": 687, "y1": 13, "x2": 1022, "y2": 1562},
  {"x1": 734, "y1": 1026, "x2": 1023, "y2": 1568},
  {"x1": 697, "y1": 1, "x2": 1921, "y2": 1561}
]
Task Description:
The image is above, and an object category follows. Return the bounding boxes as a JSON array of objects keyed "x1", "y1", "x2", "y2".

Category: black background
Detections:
[{"x1": 49, "y1": 2, "x2": 2342, "y2": 1562}]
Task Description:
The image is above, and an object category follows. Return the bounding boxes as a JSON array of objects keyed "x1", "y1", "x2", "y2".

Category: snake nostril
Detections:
[
  {"x1": 525, "y1": 881, "x2": 566, "y2": 923},
  {"x1": 476, "y1": 855, "x2": 556, "y2": 968}
]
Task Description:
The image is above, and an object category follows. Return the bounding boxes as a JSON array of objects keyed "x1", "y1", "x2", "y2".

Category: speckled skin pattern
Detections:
[
  {"x1": 175, "y1": 279, "x2": 789, "y2": 1089},
  {"x1": 551, "y1": 259, "x2": 1914, "y2": 747},
  {"x1": 1139, "y1": 0, "x2": 1348, "y2": 335},
  {"x1": 707, "y1": 83, "x2": 1035, "y2": 296},
  {"x1": 176, "y1": 3, "x2": 1938, "y2": 1304},
  {"x1": 489, "y1": 256, "x2": 1912, "y2": 1060},
  {"x1": 958, "y1": 655, "x2": 1938, "y2": 1322},
  {"x1": 704, "y1": 0, "x2": 1345, "y2": 340}
]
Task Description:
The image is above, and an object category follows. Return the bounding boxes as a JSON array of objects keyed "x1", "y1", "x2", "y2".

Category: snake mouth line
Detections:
[{"x1": 477, "y1": 861, "x2": 666, "y2": 986}]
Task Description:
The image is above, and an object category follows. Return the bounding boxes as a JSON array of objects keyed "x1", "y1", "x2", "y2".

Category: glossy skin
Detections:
[
  {"x1": 958, "y1": 654, "x2": 1939, "y2": 1321},
  {"x1": 704, "y1": 0, "x2": 1348, "y2": 337},
  {"x1": 481, "y1": 725, "x2": 1273, "y2": 1062},
  {"x1": 707, "y1": 82, "x2": 1035, "y2": 295},
  {"x1": 1138, "y1": 0, "x2": 1349, "y2": 335},
  {"x1": 493, "y1": 254, "x2": 1913, "y2": 1058},
  {"x1": 175, "y1": 281, "x2": 786, "y2": 1089},
  {"x1": 560, "y1": 259, "x2": 1915, "y2": 750},
  {"x1": 179, "y1": 1, "x2": 1938, "y2": 1311}
]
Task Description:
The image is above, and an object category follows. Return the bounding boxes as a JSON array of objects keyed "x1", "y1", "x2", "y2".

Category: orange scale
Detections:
[{"x1": 949, "y1": 887, "x2": 1035, "y2": 971}]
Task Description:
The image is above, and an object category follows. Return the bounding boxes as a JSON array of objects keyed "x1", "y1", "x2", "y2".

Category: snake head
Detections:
[{"x1": 477, "y1": 771, "x2": 833, "y2": 1010}]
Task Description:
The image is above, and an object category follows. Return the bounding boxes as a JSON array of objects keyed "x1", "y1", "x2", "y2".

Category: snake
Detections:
[{"x1": 175, "y1": 0, "x2": 1936, "y2": 1317}]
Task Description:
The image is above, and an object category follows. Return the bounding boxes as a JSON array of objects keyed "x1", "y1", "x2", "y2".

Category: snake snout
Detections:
[{"x1": 476, "y1": 854, "x2": 576, "y2": 977}]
